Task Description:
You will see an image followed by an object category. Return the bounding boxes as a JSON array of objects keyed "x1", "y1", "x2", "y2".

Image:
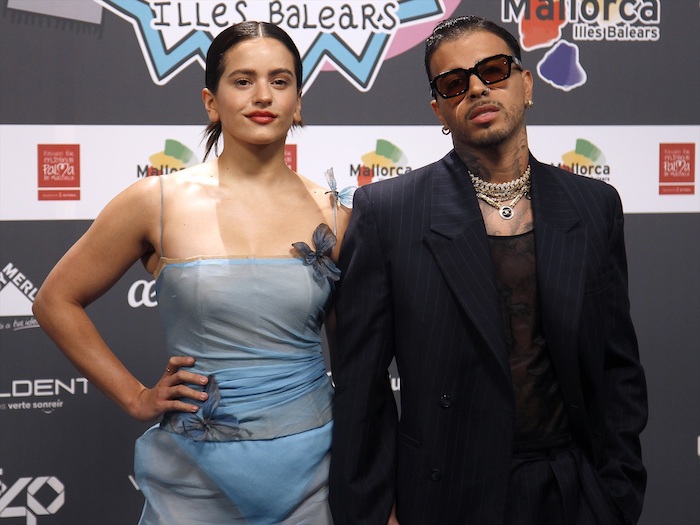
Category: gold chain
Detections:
[{"x1": 470, "y1": 165, "x2": 531, "y2": 220}]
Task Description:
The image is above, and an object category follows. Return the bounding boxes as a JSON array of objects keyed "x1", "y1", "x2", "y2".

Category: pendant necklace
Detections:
[{"x1": 469, "y1": 165, "x2": 531, "y2": 220}]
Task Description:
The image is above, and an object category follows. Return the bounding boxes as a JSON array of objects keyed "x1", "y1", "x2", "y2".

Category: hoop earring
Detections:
[{"x1": 441, "y1": 126, "x2": 450, "y2": 135}]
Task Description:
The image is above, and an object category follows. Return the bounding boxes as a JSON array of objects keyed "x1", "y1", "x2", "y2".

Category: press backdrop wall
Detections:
[{"x1": 1, "y1": 1, "x2": 698, "y2": 524}]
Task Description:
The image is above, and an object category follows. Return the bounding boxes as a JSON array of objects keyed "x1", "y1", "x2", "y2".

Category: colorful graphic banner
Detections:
[{"x1": 2, "y1": 124, "x2": 697, "y2": 221}]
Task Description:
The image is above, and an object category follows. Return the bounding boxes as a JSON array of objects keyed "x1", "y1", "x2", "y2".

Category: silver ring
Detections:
[{"x1": 166, "y1": 367, "x2": 172, "y2": 374}]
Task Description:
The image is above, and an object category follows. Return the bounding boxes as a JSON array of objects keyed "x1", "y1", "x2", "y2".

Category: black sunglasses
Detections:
[{"x1": 430, "y1": 54, "x2": 523, "y2": 99}]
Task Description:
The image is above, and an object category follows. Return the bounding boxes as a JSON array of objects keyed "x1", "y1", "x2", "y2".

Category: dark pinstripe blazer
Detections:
[{"x1": 329, "y1": 151, "x2": 647, "y2": 525}]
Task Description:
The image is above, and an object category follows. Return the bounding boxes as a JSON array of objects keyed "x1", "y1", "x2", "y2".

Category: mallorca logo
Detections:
[
  {"x1": 96, "y1": 0, "x2": 461, "y2": 91},
  {"x1": 502, "y1": 0, "x2": 661, "y2": 91},
  {"x1": 558, "y1": 138, "x2": 611, "y2": 181},
  {"x1": 138, "y1": 139, "x2": 198, "y2": 177},
  {"x1": 351, "y1": 139, "x2": 411, "y2": 186},
  {"x1": 0, "y1": 262, "x2": 39, "y2": 330}
]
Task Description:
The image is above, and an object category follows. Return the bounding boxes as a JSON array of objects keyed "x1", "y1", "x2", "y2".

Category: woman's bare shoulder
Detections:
[
  {"x1": 294, "y1": 172, "x2": 352, "y2": 255},
  {"x1": 158, "y1": 161, "x2": 218, "y2": 188},
  {"x1": 297, "y1": 172, "x2": 329, "y2": 197},
  {"x1": 95, "y1": 162, "x2": 218, "y2": 241}
]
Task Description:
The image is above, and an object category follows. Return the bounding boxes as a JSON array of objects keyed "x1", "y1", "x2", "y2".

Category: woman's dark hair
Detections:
[
  {"x1": 424, "y1": 16, "x2": 522, "y2": 94},
  {"x1": 203, "y1": 21, "x2": 304, "y2": 160}
]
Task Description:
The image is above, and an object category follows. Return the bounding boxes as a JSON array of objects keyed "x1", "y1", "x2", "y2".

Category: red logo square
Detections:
[
  {"x1": 659, "y1": 143, "x2": 695, "y2": 195},
  {"x1": 659, "y1": 143, "x2": 694, "y2": 184},
  {"x1": 38, "y1": 144, "x2": 81, "y2": 201}
]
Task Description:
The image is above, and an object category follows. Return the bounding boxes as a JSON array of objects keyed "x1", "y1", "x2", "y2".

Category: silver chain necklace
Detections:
[{"x1": 469, "y1": 165, "x2": 531, "y2": 220}]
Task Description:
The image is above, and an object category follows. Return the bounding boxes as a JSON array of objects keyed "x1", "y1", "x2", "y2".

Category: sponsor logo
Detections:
[
  {"x1": 350, "y1": 139, "x2": 411, "y2": 186},
  {"x1": 502, "y1": 0, "x2": 661, "y2": 91},
  {"x1": 0, "y1": 264, "x2": 91, "y2": 415},
  {"x1": 94, "y1": 0, "x2": 459, "y2": 91},
  {"x1": 0, "y1": 468, "x2": 65, "y2": 522},
  {"x1": 0, "y1": 378, "x2": 89, "y2": 414},
  {"x1": 128, "y1": 279, "x2": 158, "y2": 308},
  {"x1": 37, "y1": 144, "x2": 80, "y2": 201},
  {"x1": 137, "y1": 139, "x2": 199, "y2": 178},
  {"x1": 659, "y1": 143, "x2": 695, "y2": 195},
  {"x1": 1, "y1": 263, "x2": 89, "y2": 415},
  {"x1": 0, "y1": 262, "x2": 40, "y2": 330},
  {"x1": 557, "y1": 138, "x2": 611, "y2": 182}
]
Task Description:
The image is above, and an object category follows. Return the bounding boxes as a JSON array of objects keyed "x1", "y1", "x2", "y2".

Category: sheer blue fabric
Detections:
[{"x1": 135, "y1": 245, "x2": 336, "y2": 524}]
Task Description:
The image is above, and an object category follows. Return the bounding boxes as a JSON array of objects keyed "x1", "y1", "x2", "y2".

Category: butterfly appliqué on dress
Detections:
[
  {"x1": 324, "y1": 167, "x2": 356, "y2": 209},
  {"x1": 292, "y1": 224, "x2": 341, "y2": 284},
  {"x1": 164, "y1": 375, "x2": 252, "y2": 442}
]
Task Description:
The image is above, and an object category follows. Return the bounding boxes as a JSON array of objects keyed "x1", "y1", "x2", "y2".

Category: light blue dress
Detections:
[{"x1": 134, "y1": 224, "x2": 339, "y2": 524}]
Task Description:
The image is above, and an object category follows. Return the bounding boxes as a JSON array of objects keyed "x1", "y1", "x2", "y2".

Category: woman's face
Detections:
[{"x1": 203, "y1": 37, "x2": 302, "y2": 148}]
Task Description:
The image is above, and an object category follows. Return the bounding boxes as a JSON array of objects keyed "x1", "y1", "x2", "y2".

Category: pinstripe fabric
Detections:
[
  {"x1": 505, "y1": 447, "x2": 624, "y2": 525},
  {"x1": 329, "y1": 151, "x2": 647, "y2": 525}
]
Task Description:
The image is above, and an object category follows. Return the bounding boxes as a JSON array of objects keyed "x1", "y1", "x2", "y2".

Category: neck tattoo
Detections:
[{"x1": 469, "y1": 165, "x2": 531, "y2": 220}]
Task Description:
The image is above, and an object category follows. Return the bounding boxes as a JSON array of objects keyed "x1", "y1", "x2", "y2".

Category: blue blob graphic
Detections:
[{"x1": 537, "y1": 41, "x2": 587, "y2": 91}]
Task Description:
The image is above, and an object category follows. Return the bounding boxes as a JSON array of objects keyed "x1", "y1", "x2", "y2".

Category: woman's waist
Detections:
[
  {"x1": 160, "y1": 365, "x2": 333, "y2": 442},
  {"x1": 164, "y1": 341, "x2": 325, "y2": 372},
  {"x1": 181, "y1": 355, "x2": 328, "y2": 385}
]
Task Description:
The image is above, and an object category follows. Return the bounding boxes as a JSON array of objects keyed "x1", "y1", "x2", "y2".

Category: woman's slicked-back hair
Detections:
[
  {"x1": 424, "y1": 16, "x2": 522, "y2": 84},
  {"x1": 203, "y1": 21, "x2": 303, "y2": 159}
]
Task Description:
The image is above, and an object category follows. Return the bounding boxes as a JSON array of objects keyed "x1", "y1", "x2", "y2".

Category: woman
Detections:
[{"x1": 33, "y1": 21, "x2": 349, "y2": 524}]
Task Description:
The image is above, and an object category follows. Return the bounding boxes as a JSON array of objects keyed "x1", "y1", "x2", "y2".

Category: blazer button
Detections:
[
  {"x1": 440, "y1": 394, "x2": 451, "y2": 408},
  {"x1": 430, "y1": 469, "x2": 442, "y2": 482}
]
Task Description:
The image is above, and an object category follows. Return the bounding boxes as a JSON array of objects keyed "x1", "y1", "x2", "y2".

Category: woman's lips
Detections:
[{"x1": 247, "y1": 112, "x2": 275, "y2": 124}]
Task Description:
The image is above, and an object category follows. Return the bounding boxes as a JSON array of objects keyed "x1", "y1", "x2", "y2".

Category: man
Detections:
[{"x1": 329, "y1": 16, "x2": 647, "y2": 525}]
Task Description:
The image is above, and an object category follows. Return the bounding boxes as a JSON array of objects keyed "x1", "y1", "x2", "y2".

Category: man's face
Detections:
[{"x1": 429, "y1": 31, "x2": 533, "y2": 152}]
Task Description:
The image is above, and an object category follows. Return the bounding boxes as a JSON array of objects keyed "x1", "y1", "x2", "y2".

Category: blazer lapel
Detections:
[
  {"x1": 423, "y1": 152, "x2": 510, "y2": 376},
  {"x1": 530, "y1": 159, "x2": 587, "y2": 405}
]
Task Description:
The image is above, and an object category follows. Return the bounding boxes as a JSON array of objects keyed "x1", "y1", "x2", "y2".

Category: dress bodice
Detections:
[
  {"x1": 155, "y1": 256, "x2": 332, "y2": 374},
  {"x1": 151, "y1": 176, "x2": 344, "y2": 441}
]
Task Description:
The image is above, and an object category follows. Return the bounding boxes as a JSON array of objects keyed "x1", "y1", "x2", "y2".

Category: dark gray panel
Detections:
[
  {"x1": 625, "y1": 213, "x2": 700, "y2": 525},
  {"x1": 2, "y1": 1, "x2": 698, "y2": 125}
]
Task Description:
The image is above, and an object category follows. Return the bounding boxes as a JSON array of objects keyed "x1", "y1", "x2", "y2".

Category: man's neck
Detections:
[{"x1": 454, "y1": 128, "x2": 530, "y2": 183}]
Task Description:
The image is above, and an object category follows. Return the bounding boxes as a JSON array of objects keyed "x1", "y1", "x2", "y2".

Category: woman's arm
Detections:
[{"x1": 33, "y1": 176, "x2": 208, "y2": 422}]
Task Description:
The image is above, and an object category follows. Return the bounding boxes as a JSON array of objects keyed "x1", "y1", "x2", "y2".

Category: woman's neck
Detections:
[{"x1": 215, "y1": 141, "x2": 292, "y2": 186}]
